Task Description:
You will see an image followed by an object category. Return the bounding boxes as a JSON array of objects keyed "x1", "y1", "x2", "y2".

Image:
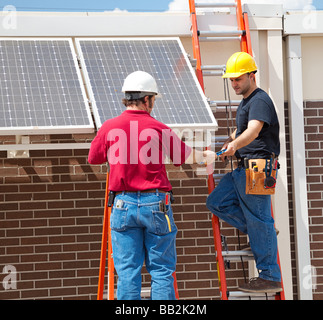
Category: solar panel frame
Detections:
[
  {"x1": 75, "y1": 37, "x2": 217, "y2": 130},
  {"x1": 0, "y1": 38, "x2": 94, "y2": 135}
]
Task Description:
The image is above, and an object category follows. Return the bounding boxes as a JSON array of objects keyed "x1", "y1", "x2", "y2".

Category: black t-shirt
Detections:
[{"x1": 235, "y1": 88, "x2": 280, "y2": 159}]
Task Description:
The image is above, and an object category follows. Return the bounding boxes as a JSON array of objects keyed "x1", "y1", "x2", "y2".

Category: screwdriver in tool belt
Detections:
[{"x1": 165, "y1": 193, "x2": 172, "y2": 232}]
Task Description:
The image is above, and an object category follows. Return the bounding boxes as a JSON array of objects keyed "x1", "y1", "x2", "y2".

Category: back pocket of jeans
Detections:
[
  {"x1": 111, "y1": 207, "x2": 128, "y2": 231},
  {"x1": 152, "y1": 210, "x2": 173, "y2": 235}
]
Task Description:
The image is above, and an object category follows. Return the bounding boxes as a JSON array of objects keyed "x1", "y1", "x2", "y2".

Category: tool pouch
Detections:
[{"x1": 245, "y1": 158, "x2": 279, "y2": 195}]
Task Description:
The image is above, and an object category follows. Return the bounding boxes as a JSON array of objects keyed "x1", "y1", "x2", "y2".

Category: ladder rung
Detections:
[
  {"x1": 195, "y1": 2, "x2": 237, "y2": 8},
  {"x1": 213, "y1": 173, "x2": 225, "y2": 181},
  {"x1": 212, "y1": 106, "x2": 238, "y2": 112},
  {"x1": 212, "y1": 135, "x2": 229, "y2": 142},
  {"x1": 199, "y1": 37, "x2": 241, "y2": 42},
  {"x1": 198, "y1": 30, "x2": 244, "y2": 37},
  {"x1": 201, "y1": 65, "x2": 226, "y2": 70},
  {"x1": 212, "y1": 136, "x2": 229, "y2": 148},
  {"x1": 141, "y1": 287, "x2": 151, "y2": 299},
  {"x1": 202, "y1": 70, "x2": 223, "y2": 76},
  {"x1": 223, "y1": 250, "x2": 253, "y2": 257},
  {"x1": 227, "y1": 291, "x2": 276, "y2": 300},
  {"x1": 209, "y1": 100, "x2": 241, "y2": 107},
  {"x1": 221, "y1": 250, "x2": 254, "y2": 262}
]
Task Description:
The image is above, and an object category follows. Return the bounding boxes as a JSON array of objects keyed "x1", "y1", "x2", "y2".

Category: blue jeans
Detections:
[
  {"x1": 206, "y1": 168, "x2": 281, "y2": 282},
  {"x1": 110, "y1": 191, "x2": 177, "y2": 300}
]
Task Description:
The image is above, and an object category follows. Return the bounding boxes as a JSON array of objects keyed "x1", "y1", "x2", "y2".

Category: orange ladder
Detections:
[
  {"x1": 189, "y1": 0, "x2": 285, "y2": 300},
  {"x1": 97, "y1": 173, "x2": 180, "y2": 300}
]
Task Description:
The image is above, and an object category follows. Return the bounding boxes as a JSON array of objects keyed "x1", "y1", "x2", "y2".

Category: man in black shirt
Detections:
[{"x1": 206, "y1": 52, "x2": 282, "y2": 293}]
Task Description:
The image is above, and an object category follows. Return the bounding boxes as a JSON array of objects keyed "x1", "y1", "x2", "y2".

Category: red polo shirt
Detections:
[{"x1": 88, "y1": 110, "x2": 192, "y2": 191}]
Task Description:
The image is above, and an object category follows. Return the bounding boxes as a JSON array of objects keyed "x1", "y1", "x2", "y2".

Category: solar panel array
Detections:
[
  {"x1": 0, "y1": 38, "x2": 93, "y2": 135},
  {"x1": 0, "y1": 37, "x2": 217, "y2": 135},
  {"x1": 76, "y1": 38, "x2": 217, "y2": 129}
]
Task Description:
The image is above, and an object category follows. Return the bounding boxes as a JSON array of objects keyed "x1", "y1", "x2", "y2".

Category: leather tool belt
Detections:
[{"x1": 245, "y1": 157, "x2": 279, "y2": 195}]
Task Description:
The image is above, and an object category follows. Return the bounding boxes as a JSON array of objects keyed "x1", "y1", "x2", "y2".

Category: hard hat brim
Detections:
[
  {"x1": 222, "y1": 72, "x2": 247, "y2": 79},
  {"x1": 222, "y1": 70, "x2": 257, "y2": 79}
]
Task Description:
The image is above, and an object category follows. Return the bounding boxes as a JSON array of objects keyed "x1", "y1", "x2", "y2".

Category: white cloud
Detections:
[
  {"x1": 168, "y1": 0, "x2": 189, "y2": 12},
  {"x1": 167, "y1": 0, "x2": 314, "y2": 12},
  {"x1": 103, "y1": 8, "x2": 129, "y2": 13}
]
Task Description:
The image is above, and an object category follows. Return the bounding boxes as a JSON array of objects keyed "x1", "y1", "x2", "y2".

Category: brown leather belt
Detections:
[{"x1": 115, "y1": 189, "x2": 168, "y2": 196}]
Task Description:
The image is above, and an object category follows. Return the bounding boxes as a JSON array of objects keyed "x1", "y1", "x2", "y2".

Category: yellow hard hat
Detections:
[{"x1": 222, "y1": 52, "x2": 257, "y2": 79}]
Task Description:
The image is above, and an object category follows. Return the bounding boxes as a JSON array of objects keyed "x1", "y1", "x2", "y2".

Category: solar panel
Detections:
[
  {"x1": 76, "y1": 38, "x2": 217, "y2": 129},
  {"x1": 0, "y1": 38, "x2": 94, "y2": 135}
]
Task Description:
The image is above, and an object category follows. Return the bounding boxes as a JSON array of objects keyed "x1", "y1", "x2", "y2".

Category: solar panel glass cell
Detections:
[
  {"x1": 76, "y1": 38, "x2": 217, "y2": 129},
  {"x1": 0, "y1": 38, "x2": 94, "y2": 135}
]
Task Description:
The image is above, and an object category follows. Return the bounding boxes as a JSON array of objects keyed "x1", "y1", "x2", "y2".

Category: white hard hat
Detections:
[{"x1": 122, "y1": 71, "x2": 161, "y2": 98}]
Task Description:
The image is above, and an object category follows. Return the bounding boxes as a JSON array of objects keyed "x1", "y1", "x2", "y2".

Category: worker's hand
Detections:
[
  {"x1": 203, "y1": 150, "x2": 217, "y2": 165},
  {"x1": 222, "y1": 141, "x2": 237, "y2": 158}
]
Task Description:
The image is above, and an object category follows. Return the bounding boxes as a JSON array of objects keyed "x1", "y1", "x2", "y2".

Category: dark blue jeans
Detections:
[
  {"x1": 206, "y1": 168, "x2": 281, "y2": 282},
  {"x1": 110, "y1": 191, "x2": 177, "y2": 300}
]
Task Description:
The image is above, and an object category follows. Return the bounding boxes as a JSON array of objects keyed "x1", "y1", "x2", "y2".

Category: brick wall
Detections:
[
  {"x1": 0, "y1": 107, "x2": 249, "y2": 300},
  {"x1": 3, "y1": 100, "x2": 323, "y2": 300},
  {"x1": 303, "y1": 101, "x2": 323, "y2": 299},
  {"x1": 285, "y1": 100, "x2": 323, "y2": 300},
  {"x1": 0, "y1": 134, "x2": 107, "y2": 299}
]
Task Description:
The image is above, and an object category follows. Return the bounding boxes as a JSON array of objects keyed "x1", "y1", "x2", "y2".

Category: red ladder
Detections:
[
  {"x1": 97, "y1": 173, "x2": 180, "y2": 300},
  {"x1": 189, "y1": 0, "x2": 285, "y2": 300}
]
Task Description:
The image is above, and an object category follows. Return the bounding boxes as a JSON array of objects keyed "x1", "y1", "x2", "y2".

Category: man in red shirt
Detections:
[{"x1": 88, "y1": 71, "x2": 216, "y2": 300}]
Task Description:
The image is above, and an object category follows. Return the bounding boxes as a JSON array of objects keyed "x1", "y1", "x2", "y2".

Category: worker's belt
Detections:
[
  {"x1": 238, "y1": 156, "x2": 280, "y2": 195},
  {"x1": 114, "y1": 188, "x2": 168, "y2": 196},
  {"x1": 108, "y1": 189, "x2": 174, "y2": 207}
]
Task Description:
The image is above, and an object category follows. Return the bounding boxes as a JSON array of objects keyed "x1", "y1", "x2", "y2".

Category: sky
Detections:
[{"x1": 0, "y1": 0, "x2": 322, "y2": 12}]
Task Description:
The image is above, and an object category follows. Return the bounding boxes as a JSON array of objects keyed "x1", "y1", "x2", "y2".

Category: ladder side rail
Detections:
[
  {"x1": 235, "y1": 0, "x2": 248, "y2": 53},
  {"x1": 212, "y1": 215, "x2": 228, "y2": 299},
  {"x1": 189, "y1": 0, "x2": 205, "y2": 89},
  {"x1": 271, "y1": 202, "x2": 286, "y2": 300},
  {"x1": 107, "y1": 201, "x2": 115, "y2": 300},
  {"x1": 173, "y1": 272, "x2": 180, "y2": 300},
  {"x1": 97, "y1": 173, "x2": 111, "y2": 300},
  {"x1": 243, "y1": 12, "x2": 253, "y2": 56}
]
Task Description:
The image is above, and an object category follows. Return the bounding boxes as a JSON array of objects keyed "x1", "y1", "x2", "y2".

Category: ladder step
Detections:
[
  {"x1": 199, "y1": 36, "x2": 241, "y2": 42},
  {"x1": 201, "y1": 65, "x2": 226, "y2": 70},
  {"x1": 209, "y1": 99, "x2": 240, "y2": 112},
  {"x1": 211, "y1": 100, "x2": 241, "y2": 106},
  {"x1": 195, "y1": 2, "x2": 237, "y2": 8},
  {"x1": 213, "y1": 173, "x2": 225, "y2": 183},
  {"x1": 227, "y1": 291, "x2": 276, "y2": 300},
  {"x1": 221, "y1": 250, "x2": 254, "y2": 262},
  {"x1": 213, "y1": 106, "x2": 238, "y2": 112},
  {"x1": 202, "y1": 70, "x2": 223, "y2": 76},
  {"x1": 201, "y1": 65, "x2": 225, "y2": 77},
  {"x1": 141, "y1": 287, "x2": 151, "y2": 299},
  {"x1": 209, "y1": 100, "x2": 241, "y2": 107},
  {"x1": 198, "y1": 30, "x2": 244, "y2": 37},
  {"x1": 211, "y1": 136, "x2": 228, "y2": 148},
  {"x1": 212, "y1": 135, "x2": 229, "y2": 142}
]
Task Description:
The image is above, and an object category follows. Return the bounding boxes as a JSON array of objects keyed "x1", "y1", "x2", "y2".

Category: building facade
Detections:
[{"x1": 0, "y1": 4, "x2": 323, "y2": 300}]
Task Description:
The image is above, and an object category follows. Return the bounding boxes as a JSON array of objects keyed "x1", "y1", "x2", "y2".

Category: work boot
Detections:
[{"x1": 238, "y1": 277, "x2": 282, "y2": 293}]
